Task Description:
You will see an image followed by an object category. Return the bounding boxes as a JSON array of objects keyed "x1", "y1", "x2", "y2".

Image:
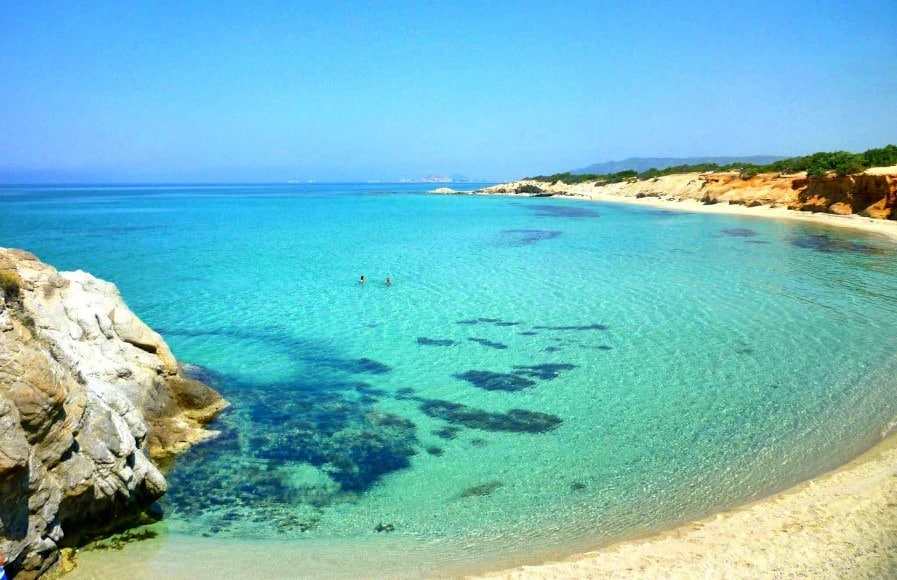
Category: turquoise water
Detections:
[{"x1": 4, "y1": 183, "x2": 897, "y2": 574}]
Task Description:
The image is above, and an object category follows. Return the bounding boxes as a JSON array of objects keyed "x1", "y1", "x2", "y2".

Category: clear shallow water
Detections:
[{"x1": 4, "y1": 183, "x2": 897, "y2": 574}]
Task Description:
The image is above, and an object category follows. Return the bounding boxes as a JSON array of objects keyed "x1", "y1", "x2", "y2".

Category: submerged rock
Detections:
[
  {"x1": 789, "y1": 233, "x2": 884, "y2": 254},
  {"x1": 419, "y1": 399, "x2": 562, "y2": 433},
  {"x1": 525, "y1": 204, "x2": 600, "y2": 218},
  {"x1": 533, "y1": 322, "x2": 609, "y2": 331},
  {"x1": 457, "y1": 481, "x2": 504, "y2": 498},
  {"x1": 719, "y1": 228, "x2": 759, "y2": 237},
  {"x1": 0, "y1": 248, "x2": 227, "y2": 578},
  {"x1": 512, "y1": 363, "x2": 577, "y2": 380},
  {"x1": 500, "y1": 229, "x2": 562, "y2": 246},
  {"x1": 455, "y1": 370, "x2": 535, "y2": 391},
  {"x1": 467, "y1": 337, "x2": 509, "y2": 350},
  {"x1": 416, "y1": 337, "x2": 458, "y2": 347}
]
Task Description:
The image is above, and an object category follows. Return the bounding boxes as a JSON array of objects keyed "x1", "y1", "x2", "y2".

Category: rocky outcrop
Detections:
[
  {"x1": 799, "y1": 173, "x2": 897, "y2": 218},
  {"x1": 480, "y1": 167, "x2": 897, "y2": 219},
  {"x1": 0, "y1": 248, "x2": 227, "y2": 578}
]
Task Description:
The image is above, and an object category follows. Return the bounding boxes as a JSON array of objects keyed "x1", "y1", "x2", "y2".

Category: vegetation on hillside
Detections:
[{"x1": 526, "y1": 144, "x2": 897, "y2": 185}]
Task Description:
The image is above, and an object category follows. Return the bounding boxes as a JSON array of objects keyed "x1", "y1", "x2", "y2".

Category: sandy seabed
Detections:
[
  {"x1": 479, "y1": 434, "x2": 897, "y2": 579},
  {"x1": 67, "y1": 193, "x2": 897, "y2": 579}
]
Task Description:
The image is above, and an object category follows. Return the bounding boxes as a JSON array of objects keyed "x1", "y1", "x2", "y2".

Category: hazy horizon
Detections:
[{"x1": 2, "y1": 1, "x2": 895, "y2": 184}]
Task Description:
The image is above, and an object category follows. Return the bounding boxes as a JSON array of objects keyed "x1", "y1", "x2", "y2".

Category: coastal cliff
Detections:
[
  {"x1": 0, "y1": 248, "x2": 227, "y2": 578},
  {"x1": 481, "y1": 167, "x2": 897, "y2": 219}
]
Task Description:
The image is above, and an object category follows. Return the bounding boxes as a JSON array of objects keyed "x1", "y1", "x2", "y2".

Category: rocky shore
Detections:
[
  {"x1": 479, "y1": 166, "x2": 897, "y2": 220},
  {"x1": 0, "y1": 248, "x2": 227, "y2": 578}
]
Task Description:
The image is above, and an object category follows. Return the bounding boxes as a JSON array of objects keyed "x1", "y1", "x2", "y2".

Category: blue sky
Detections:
[{"x1": 1, "y1": 1, "x2": 895, "y2": 183}]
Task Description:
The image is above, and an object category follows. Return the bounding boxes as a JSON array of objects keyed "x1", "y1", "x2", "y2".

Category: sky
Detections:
[{"x1": 1, "y1": 1, "x2": 895, "y2": 183}]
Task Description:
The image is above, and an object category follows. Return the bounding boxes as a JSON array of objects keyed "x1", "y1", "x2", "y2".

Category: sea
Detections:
[{"x1": 3, "y1": 182, "x2": 897, "y2": 577}]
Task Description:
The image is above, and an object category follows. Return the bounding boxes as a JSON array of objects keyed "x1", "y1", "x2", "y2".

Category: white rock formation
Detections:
[{"x1": 0, "y1": 248, "x2": 227, "y2": 578}]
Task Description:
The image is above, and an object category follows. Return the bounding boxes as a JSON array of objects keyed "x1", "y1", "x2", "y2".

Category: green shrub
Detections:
[
  {"x1": 0, "y1": 269, "x2": 21, "y2": 299},
  {"x1": 863, "y1": 145, "x2": 897, "y2": 168}
]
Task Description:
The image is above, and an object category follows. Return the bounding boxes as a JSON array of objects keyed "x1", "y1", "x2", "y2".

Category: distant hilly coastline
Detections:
[{"x1": 574, "y1": 156, "x2": 785, "y2": 175}]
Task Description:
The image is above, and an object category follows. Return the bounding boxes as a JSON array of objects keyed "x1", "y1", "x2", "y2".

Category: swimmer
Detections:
[
  {"x1": 359, "y1": 275, "x2": 366, "y2": 285},
  {"x1": 386, "y1": 277, "x2": 392, "y2": 286}
]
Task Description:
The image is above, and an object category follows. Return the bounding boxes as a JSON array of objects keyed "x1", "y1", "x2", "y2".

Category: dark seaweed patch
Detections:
[
  {"x1": 164, "y1": 377, "x2": 420, "y2": 536},
  {"x1": 501, "y1": 229, "x2": 562, "y2": 246},
  {"x1": 433, "y1": 425, "x2": 462, "y2": 440},
  {"x1": 534, "y1": 323, "x2": 608, "y2": 331},
  {"x1": 425, "y1": 445, "x2": 444, "y2": 456},
  {"x1": 595, "y1": 345, "x2": 613, "y2": 351},
  {"x1": 83, "y1": 529, "x2": 160, "y2": 552},
  {"x1": 456, "y1": 317, "x2": 522, "y2": 327},
  {"x1": 542, "y1": 346, "x2": 561, "y2": 353},
  {"x1": 518, "y1": 331, "x2": 538, "y2": 336},
  {"x1": 417, "y1": 337, "x2": 459, "y2": 347},
  {"x1": 455, "y1": 370, "x2": 536, "y2": 391},
  {"x1": 527, "y1": 204, "x2": 600, "y2": 218},
  {"x1": 394, "y1": 387, "x2": 416, "y2": 400},
  {"x1": 457, "y1": 481, "x2": 504, "y2": 498},
  {"x1": 469, "y1": 438, "x2": 488, "y2": 447},
  {"x1": 353, "y1": 383, "x2": 388, "y2": 397},
  {"x1": 512, "y1": 363, "x2": 577, "y2": 380},
  {"x1": 278, "y1": 407, "x2": 416, "y2": 491},
  {"x1": 719, "y1": 228, "x2": 759, "y2": 237},
  {"x1": 419, "y1": 399, "x2": 563, "y2": 433},
  {"x1": 789, "y1": 233, "x2": 881, "y2": 254},
  {"x1": 745, "y1": 240, "x2": 770, "y2": 244},
  {"x1": 320, "y1": 357, "x2": 392, "y2": 375},
  {"x1": 468, "y1": 337, "x2": 509, "y2": 350}
]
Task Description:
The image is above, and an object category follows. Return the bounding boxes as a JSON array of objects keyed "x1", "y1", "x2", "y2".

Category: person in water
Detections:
[
  {"x1": 359, "y1": 275, "x2": 365, "y2": 285},
  {"x1": 386, "y1": 276, "x2": 392, "y2": 286}
]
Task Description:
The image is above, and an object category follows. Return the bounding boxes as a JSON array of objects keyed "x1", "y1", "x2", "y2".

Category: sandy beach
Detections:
[{"x1": 562, "y1": 191, "x2": 897, "y2": 242}]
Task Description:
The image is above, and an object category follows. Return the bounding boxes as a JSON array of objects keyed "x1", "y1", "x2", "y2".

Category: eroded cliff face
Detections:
[
  {"x1": 0, "y1": 248, "x2": 227, "y2": 578},
  {"x1": 799, "y1": 173, "x2": 897, "y2": 218}
]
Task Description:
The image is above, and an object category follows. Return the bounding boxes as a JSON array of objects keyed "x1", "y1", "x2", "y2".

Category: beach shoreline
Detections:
[
  {"x1": 468, "y1": 182, "x2": 897, "y2": 578},
  {"x1": 63, "y1": 186, "x2": 897, "y2": 579},
  {"x1": 476, "y1": 423, "x2": 897, "y2": 579},
  {"x1": 472, "y1": 168, "x2": 897, "y2": 242},
  {"x1": 555, "y1": 191, "x2": 897, "y2": 241}
]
